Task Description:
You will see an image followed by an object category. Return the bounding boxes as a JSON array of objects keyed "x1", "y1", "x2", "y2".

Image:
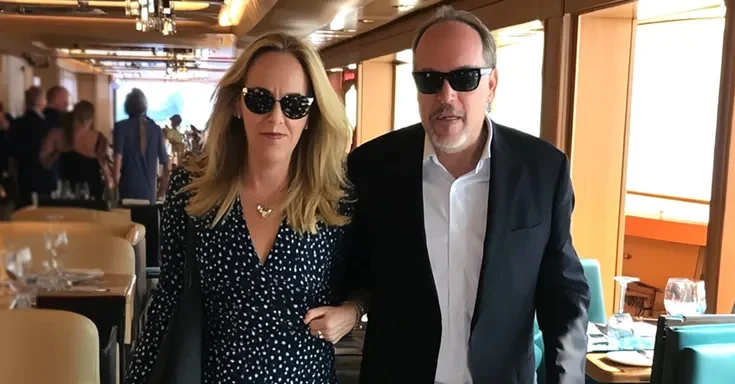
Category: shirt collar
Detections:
[{"x1": 423, "y1": 114, "x2": 493, "y2": 162}]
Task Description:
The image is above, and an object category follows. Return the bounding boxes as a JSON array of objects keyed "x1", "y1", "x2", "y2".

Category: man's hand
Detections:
[{"x1": 304, "y1": 303, "x2": 358, "y2": 344}]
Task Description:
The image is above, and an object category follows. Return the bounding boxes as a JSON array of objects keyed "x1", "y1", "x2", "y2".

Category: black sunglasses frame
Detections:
[
  {"x1": 412, "y1": 67, "x2": 494, "y2": 94},
  {"x1": 241, "y1": 87, "x2": 315, "y2": 120}
]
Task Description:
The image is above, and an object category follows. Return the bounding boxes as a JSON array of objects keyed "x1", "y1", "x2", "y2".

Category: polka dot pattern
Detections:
[{"x1": 124, "y1": 167, "x2": 351, "y2": 384}]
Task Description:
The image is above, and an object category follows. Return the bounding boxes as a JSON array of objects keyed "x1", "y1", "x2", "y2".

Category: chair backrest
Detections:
[
  {"x1": 1, "y1": 232, "x2": 135, "y2": 275},
  {"x1": 13, "y1": 206, "x2": 130, "y2": 225},
  {"x1": 0, "y1": 309, "x2": 100, "y2": 384},
  {"x1": 651, "y1": 315, "x2": 735, "y2": 384},
  {"x1": 580, "y1": 258, "x2": 607, "y2": 324}
]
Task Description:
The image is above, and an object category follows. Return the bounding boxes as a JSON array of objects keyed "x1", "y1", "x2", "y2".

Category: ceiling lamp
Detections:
[{"x1": 125, "y1": 0, "x2": 176, "y2": 35}]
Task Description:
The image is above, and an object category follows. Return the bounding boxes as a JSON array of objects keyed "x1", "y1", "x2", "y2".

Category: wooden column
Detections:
[
  {"x1": 705, "y1": 0, "x2": 735, "y2": 314},
  {"x1": 540, "y1": 13, "x2": 577, "y2": 153},
  {"x1": 354, "y1": 55, "x2": 395, "y2": 146},
  {"x1": 568, "y1": 4, "x2": 637, "y2": 317}
]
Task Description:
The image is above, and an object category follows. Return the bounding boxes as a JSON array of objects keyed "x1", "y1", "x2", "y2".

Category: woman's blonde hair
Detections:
[{"x1": 184, "y1": 32, "x2": 353, "y2": 233}]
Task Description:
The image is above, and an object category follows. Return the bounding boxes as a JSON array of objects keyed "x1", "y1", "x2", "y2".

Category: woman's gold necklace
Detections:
[{"x1": 255, "y1": 204, "x2": 273, "y2": 219}]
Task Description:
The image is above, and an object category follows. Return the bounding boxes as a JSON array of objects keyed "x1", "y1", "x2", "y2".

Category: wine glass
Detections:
[
  {"x1": 607, "y1": 276, "x2": 640, "y2": 350},
  {"x1": 695, "y1": 281, "x2": 707, "y2": 314},
  {"x1": 664, "y1": 278, "x2": 698, "y2": 316}
]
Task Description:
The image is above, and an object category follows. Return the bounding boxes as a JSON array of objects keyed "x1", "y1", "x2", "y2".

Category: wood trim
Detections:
[
  {"x1": 540, "y1": 13, "x2": 577, "y2": 153},
  {"x1": 565, "y1": 0, "x2": 636, "y2": 15},
  {"x1": 625, "y1": 215, "x2": 708, "y2": 247},
  {"x1": 626, "y1": 190, "x2": 709, "y2": 205},
  {"x1": 705, "y1": 2, "x2": 735, "y2": 314}
]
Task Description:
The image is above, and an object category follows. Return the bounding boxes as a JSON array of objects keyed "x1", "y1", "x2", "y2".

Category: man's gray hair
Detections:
[{"x1": 411, "y1": 5, "x2": 497, "y2": 69}]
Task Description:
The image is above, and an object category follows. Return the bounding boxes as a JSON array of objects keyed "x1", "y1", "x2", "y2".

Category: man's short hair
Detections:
[
  {"x1": 412, "y1": 5, "x2": 497, "y2": 69},
  {"x1": 46, "y1": 85, "x2": 68, "y2": 102},
  {"x1": 25, "y1": 86, "x2": 44, "y2": 109}
]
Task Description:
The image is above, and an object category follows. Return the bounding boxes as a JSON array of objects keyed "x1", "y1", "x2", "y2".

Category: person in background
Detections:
[
  {"x1": 44, "y1": 86, "x2": 70, "y2": 129},
  {"x1": 43, "y1": 85, "x2": 70, "y2": 185},
  {"x1": 345, "y1": 6, "x2": 589, "y2": 384},
  {"x1": 8, "y1": 86, "x2": 55, "y2": 207},
  {"x1": 124, "y1": 32, "x2": 359, "y2": 384},
  {"x1": 113, "y1": 88, "x2": 170, "y2": 203},
  {"x1": 39, "y1": 101, "x2": 111, "y2": 200},
  {"x1": 0, "y1": 102, "x2": 13, "y2": 217}
]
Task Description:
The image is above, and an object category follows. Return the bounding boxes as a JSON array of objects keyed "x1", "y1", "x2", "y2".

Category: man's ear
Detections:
[{"x1": 487, "y1": 68, "x2": 499, "y2": 104}]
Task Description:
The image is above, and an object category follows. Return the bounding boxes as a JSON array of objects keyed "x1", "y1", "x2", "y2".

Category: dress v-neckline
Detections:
[{"x1": 235, "y1": 195, "x2": 285, "y2": 266}]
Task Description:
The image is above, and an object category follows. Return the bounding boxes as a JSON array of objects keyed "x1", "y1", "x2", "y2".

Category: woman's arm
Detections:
[
  {"x1": 123, "y1": 167, "x2": 192, "y2": 384},
  {"x1": 39, "y1": 129, "x2": 68, "y2": 169}
]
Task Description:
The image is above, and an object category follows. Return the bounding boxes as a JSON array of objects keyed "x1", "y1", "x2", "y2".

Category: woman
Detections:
[
  {"x1": 39, "y1": 100, "x2": 112, "y2": 200},
  {"x1": 125, "y1": 33, "x2": 361, "y2": 384},
  {"x1": 113, "y1": 88, "x2": 170, "y2": 203}
]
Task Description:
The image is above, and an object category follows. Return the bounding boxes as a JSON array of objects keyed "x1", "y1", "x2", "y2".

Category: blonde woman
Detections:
[{"x1": 124, "y1": 33, "x2": 361, "y2": 384}]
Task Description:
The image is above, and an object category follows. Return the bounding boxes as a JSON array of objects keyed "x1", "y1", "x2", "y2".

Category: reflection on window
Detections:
[
  {"x1": 345, "y1": 84, "x2": 357, "y2": 128},
  {"x1": 490, "y1": 24, "x2": 544, "y2": 137},
  {"x1": 114, "y1": 80, "x2": 216, "y2": 131},
  {"x1": 394, "y1": 50, "x2": 421, "y2": 130},
  {"x1": 625, "y1": 18, "x2": 724, "y2": 221}
]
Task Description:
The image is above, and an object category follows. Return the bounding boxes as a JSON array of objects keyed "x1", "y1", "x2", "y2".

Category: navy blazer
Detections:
[{"x1": 345, "y1": 123, "x2": 590, "y2": 384}]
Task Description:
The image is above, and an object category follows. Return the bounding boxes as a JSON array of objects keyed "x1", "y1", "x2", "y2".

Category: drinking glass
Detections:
[
  {"x1": 41, "y1": 230, "x2": 69, "y2": 290},
  {"x1": 695, "y1": 280, "x2": 707, "y2": 314},
  {"x1": 664, "y1": 278, "x2": 698, "y2": 316},
  {"x1": 607, "y1": 276, "x2": 640, "y2": 350}
]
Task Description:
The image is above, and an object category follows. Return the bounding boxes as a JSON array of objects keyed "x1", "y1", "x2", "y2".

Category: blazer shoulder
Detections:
[
  {"x1": 495, "y1": 123, "x2": 566, "y2": 164},
  {"x1": 349, "y1": 123, "x2": 423, "y2": 166}
]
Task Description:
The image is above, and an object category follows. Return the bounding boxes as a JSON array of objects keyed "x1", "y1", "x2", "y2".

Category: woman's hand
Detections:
[{"x1": 304, "y1": 303, "x2": 358, "y2": 344}]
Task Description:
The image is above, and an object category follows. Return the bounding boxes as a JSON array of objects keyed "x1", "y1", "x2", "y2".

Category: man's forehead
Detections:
[{"x1": 414, "y1": 22, "x2": 485, "y2": 70}]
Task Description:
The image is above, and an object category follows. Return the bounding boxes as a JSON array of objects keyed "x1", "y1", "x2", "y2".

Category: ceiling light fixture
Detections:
[{"x1": 125, "y1": 0, "x2": 176, "y2": 35}]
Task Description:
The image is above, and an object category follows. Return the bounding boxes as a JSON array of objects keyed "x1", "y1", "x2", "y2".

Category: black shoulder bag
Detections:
[{"x1": 146, "y1": 219, "x2": 203, "y2": 384}]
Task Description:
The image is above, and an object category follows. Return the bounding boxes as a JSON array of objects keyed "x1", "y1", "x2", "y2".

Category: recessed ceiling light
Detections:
[{"x1": 359, "y1": 19, "x2": 374, "y2": 23}]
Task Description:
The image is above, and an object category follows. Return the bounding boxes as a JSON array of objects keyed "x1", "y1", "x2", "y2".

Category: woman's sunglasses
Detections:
[
  {"x1": 242, "y1": 87, "x2": 314, "y2": 120},
  {"x1": 412, "y1": 67, "x2": 493, "y2": 94}
]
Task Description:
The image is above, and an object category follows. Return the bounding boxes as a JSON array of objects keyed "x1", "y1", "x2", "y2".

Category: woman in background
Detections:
[
  {"x1": 125, "y1": 32, "x2": 362, "y2": 384},
  {"x1": 39, "y1": 100, "x2": 111, "y2": 200},
  {"x1": 113, "y1": 89, "x2": 170, "y2": 203}
]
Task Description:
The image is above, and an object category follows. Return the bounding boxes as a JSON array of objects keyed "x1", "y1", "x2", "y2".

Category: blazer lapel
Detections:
[
  {"x1": 470, "y1": 124, "x2": 525, "y2": 332},
  {"x1": 402, "y1": 125, "x2": 440, "y2": 307}
]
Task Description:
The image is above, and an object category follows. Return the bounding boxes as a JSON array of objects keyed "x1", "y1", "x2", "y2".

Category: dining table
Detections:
[{"x1": 586, "y1": 352, "x2": 652, "y2": 383}]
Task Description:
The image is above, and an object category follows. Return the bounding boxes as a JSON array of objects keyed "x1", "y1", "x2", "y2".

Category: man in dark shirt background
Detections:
[{"x1": 8, "y1": 86, "x2": 55, "y2": 207}]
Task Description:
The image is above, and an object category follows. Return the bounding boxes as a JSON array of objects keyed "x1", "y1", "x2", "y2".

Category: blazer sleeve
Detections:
[
  {"x1": 535, "y1": 156, "x2": 590, "y2": 384},
  {"x1": 123, "y1": 167, "x2": 191, "y2": 383}
]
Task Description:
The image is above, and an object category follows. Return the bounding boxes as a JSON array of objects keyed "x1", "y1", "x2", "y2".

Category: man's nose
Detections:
[{"x1": 436, "y1": 80, "x2": 456, "y2": 103}]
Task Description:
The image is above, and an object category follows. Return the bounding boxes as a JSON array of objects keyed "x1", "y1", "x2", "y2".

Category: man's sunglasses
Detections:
[
  {"x1": 412, "y1": 67, "x2": 493, "y2": 94},
  {"x1": 242, "y1": 87, "x2": 315, "y2": 120}
]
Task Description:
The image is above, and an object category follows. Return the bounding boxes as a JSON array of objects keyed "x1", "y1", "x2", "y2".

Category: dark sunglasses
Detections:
[
  {"x1": 412, "y1": 67, "x2": 493, "y2": 94},
  {"x1": 242, "y1": 87, "x2": 314, "y2": 120}
]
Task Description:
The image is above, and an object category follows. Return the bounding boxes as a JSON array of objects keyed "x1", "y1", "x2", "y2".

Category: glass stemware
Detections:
[
  {"x1": 607, "y1": 276, "x2": 640, "y2": 350},
  {"x1": 664, "y1": 278, "x2": 699, "y2": 316},
  {"x1": 695, "y1": 281, "x2": 707, "y2": 314}
]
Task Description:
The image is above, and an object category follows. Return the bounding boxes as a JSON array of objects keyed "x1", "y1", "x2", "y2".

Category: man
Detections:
[
  {"x1": 8, "y1": 86, "x2": 54, "y2": 207},
  {"x1": 346, "y1": 6, "x2": 590, "y2": 384},
  {"x1": 44, "y1": 85, "x2": 70, "y2": 129}
]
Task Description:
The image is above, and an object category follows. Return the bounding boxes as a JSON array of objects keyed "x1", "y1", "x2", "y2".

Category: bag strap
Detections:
[{"x1": 184, "y1": 218, "x2": 199, "y2": 288}]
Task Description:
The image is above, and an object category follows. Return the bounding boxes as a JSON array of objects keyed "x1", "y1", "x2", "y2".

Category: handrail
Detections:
[{"x1": 626, "y1": 190, "x2": 710, "y2": 205}]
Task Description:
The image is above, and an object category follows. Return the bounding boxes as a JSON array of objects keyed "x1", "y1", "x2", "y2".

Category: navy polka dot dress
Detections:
[{"x1": 124, "y1": 167, "x2": 351, "y2": 384}]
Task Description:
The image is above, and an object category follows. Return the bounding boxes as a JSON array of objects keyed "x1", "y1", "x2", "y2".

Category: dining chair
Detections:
[{"x1": 0, "y1": 308, "x2": 100, "y2": 384}]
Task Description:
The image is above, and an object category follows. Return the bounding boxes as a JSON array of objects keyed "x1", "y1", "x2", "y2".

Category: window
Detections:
[
  {"x1": 114, "y1": 80, "x2": 216, "y2": 131},
  {"x1": 393, "y1": 50, "x2": 421, "y2": 130},
  {"x1": 345, "y1": 84, "x2": 357, "y2": 129},
  {"x1": 490, "y1": 23, "x2": 544, "y2": 137},
  {"x1": 624, "y1": 18, "x2": 725, "y2": 221}
]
